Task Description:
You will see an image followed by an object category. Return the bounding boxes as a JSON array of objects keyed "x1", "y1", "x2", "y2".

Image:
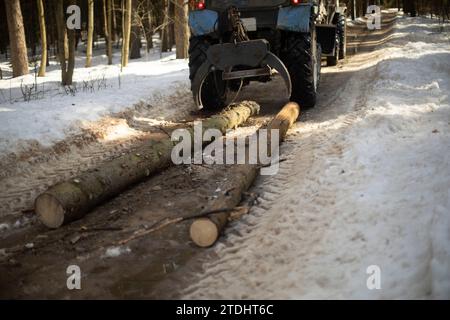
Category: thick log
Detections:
[
  {"x1": 189, "y1": 102, "x2": 300, "y2": 247},
  {"x1": 35, "y1": 101, "x2": 260, "y2": 228},
  {"x1": 190, "y1": 164, "x2": 258, "y2": 247}
]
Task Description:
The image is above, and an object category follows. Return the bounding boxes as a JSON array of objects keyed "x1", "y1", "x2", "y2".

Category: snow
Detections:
[
  {"x1": 182, "y1": 15, "x2": 450, "y2": 299},
  {"x1": 103, "y1": 246, "x2": 131, "y2": 258},
  {"x1": 0, "y1": 48, "x2": 190, "y2": 156}
]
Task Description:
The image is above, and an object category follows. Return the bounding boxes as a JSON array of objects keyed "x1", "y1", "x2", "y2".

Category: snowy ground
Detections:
[
  {"x1": 182, "y1": 15, "x2": 450, "y2": 299},
  {"x1": 0, "y1": 45, "x2": 190, "y2": 156},
  {"x1": 0, "y1": 11, "x2": 449, "y2": 300}
]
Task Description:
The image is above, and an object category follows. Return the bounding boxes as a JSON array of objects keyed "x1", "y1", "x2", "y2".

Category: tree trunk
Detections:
[
  {"x1": 112, "y1": 0, "x2": 118, "y2": 45},
  {"x1": 168, "y1": 0, "x2": 175, "y2": 50},
  {"x1": 104, "y1": 0, "x2": 113, "y2": 65},
  {"x1": 174, "y1": 0, "x2": 189, "y2": 59},
  {"x1": 129, "y1": 0, "x2": 141, "y2": 59},
  {"x1": 190, "y1": 102, "x2": 300, "y2": 247},
  {"x1": 35, "y1": 101, "x2": 260, "y2": 228},
  {"x1": 86, "y1": 0, "x2": 94, "y2": 67},
  {"x1": 161, "y1": 0, "x2": 170, "y2": 53},
  {"x1": 121, "y1": 0, "x2": 132, "y2": 67},
  {"x1": 37, "y1": 0, "x2": 47, "y2": 76},
  {"x1": 66, "y1": 2, "x2": 76, "y2": 86},
  {"x1": 4, "y1": 0, "x2": 29, "y2": 77},
  {"x1": 146, "y1": 0, "x2": 153, "y2": 51},
  {"x1": 55, "y1": 0, "x2": 67, "y2": 84},
  {"x1": 64, "y1": 27, "x2": 69, "y2": 60},
  {"x1": 55, "y1": 0, "x2": 76, "y2": 85}
]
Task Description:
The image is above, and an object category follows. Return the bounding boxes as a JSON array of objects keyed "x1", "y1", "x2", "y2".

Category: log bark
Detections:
[
  {"x1": 190, "y1": 102, "x2": 300, "y2": 247},
  {"x1": 35, "y1": 101, "x2": 260, "y2": 228},
  {"x1": 190, "y1": 165, "x2": 258, "y2": 247}
]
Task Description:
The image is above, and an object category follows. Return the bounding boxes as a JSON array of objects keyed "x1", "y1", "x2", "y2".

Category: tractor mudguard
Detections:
[
  {"x1": 277, "y1": 4, "x2": 312, "y2": 33},
  {"x1": 192, "y1": 39, "x2": 292, "y2": 108},
  {"x1": 189, "y1": 10, "x2": 219, "y2": 37}
]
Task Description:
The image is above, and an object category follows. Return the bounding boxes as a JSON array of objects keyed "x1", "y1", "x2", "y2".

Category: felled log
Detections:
[
  {"x1": 189, "y1": 102, "x2": 300, "y2": 247},
  {"x1": 35, "y1": 101, "x2": 260, "y2": 228}
]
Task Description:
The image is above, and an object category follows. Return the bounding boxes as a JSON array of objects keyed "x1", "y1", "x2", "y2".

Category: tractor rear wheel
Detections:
[
  {"x1": 282, "y1": 29, "x2": 320, "y2": 108},
  {"x1": 326, "y1": 45, "x2": 339, "y2": 66},
  {"x1": 337, "y1": 13, "x2": 347, "y2": 60},
  {"x1": 189, "y1": 36, "x2": 228, "y2": 110}
]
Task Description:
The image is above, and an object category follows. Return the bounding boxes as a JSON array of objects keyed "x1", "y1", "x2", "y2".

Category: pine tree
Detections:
[
  {"x1": 37, "y1": 0, "x2": 47, "y2": 76},
  {"x1": 175, "y1": 0, "x2": 189, "y2": 59},
  {"x1": 85, "y1": 0, "x2": 94, "y2": 67},
  {"x1": 129, "y1": 0, "x2": 141, "y2": 59},
  {"x1": 121, "y1": 0, "x2": 132, "y2": 67},
  {"x1": 4, "y1": 0, "x2": 29, "y2": 77},
  {"x1": 104, "y1": 0, "x2": 113, "y2": 65}
]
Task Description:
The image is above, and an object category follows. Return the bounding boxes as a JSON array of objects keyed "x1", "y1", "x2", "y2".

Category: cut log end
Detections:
[
  {"x1": 189, "y1": 218, "x2": 220, "y2": 248},
  {"x1": 35, "y1": 193, "x2": 65, "y2": 229}
]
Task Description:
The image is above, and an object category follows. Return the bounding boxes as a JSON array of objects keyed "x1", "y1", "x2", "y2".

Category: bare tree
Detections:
[
  {"x1": 86, "y1": 0, "x2": 94, "y2": 67},
  {"x1": 174, "y1": 0, "x2": 189, "y2": 59},
  {"x1": 129, "y1": 0, "x2": 141, "y2": 59},
  {"x1": 4, "y1": 0, "x2": 29, "y2": 77},
  {"x1": 55, "y1": 0, "x2": 76, "y2": 85},
  {"x1": 37, "y1": 0, "x2": 47, "y2": 76},
  {"x1": 104, "y1": 0, "x2": 113, "y2": 65},
  {"x1": 121, "y1": 0, "x2": 132, "y2": 67},
  {"x1": 161, "y1": 0, "x2": 170, "y2": 53},
  {"x1": 146, "y1": 0, "x2": 154, "y2": 51}
]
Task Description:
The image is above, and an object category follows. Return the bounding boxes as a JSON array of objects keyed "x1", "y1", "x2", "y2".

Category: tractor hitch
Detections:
[{"x1": 192, "y1": 39, "x2": 292, "y2": 108}]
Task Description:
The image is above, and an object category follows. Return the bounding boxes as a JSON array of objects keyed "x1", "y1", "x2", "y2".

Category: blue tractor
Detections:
[{"x1": 188, "y1": 0, "x2": 347, "y2": 110}]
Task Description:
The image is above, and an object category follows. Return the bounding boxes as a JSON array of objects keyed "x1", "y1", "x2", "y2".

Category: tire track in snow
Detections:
[{"x1": 182, "y1": 13, "x2": 450, "y2": 299}]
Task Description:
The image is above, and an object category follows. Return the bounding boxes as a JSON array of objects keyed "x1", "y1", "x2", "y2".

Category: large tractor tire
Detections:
[
  {"x1": 326, "y1": 33, "x2": 339, "y2": 67},
  {"x1": 282, "y1": 28, "x2": 321, "y2": 108},
  {"x1": 337, "y1": 13, "x2": 347, "y2": 60},
  {"x1": 189, "y1": 36, "x2": 228, "y2": 110}
]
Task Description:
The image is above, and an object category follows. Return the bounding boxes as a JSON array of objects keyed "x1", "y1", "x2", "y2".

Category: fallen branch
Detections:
[{"x1": 118, "y1": 192, "x2": 258, "y2": 245}]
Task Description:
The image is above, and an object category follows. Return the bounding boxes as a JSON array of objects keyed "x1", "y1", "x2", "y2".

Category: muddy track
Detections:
[
  {"x1": 0, "y1": 85, "x2": 199, "y2": 224},
  {"x1": 0, "y1": 12, "x2": 399, "y2": 299}
]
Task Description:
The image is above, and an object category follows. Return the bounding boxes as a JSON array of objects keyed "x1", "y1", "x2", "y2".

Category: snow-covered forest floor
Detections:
[{"x1": 0, "y1": 41, "x2": 192, "y2": 156}]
